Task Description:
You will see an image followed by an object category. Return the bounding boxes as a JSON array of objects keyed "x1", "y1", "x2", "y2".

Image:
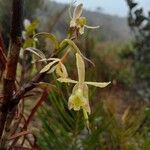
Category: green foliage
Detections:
[
  {"x1": 94, "y1": 42, "x2": 134, "y2": 86},
  {"x1": 37, "y1": 81, "x2": 150, "y2": 149},
  {"x1": 118, "y1": 42, "x2": 135, "y2": 59},
  {"x1": 37, "y1": 83, "x2": 85, "y2": 149},
  {"x1": 126, "y1": 0, "x2": 150, "y2": 84}
]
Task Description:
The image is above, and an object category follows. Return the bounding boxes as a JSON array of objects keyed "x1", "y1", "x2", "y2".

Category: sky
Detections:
[{"x1": 53, "y1": 0, "x2": 150, "y2": 17}]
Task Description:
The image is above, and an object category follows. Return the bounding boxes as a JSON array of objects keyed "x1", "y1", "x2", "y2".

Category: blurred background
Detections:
[{"x1": 0, "y1": 0, "x2": 150, "y2": 149}]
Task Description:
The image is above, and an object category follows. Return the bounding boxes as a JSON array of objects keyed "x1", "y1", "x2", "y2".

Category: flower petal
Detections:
[
  {"x1": 71, "y1": 83, "x2": 91, "y2": 114},
  {"x1": 82, "y1": 83, "x2": 89, "y2": 100},
  {"x1": 85, "y1": 81, "x2": 111, "y2": 88},
  {"x1": 56, "y1": 62, "x2": 68, "y2": 78},
  {"x1": 84, "y1": 25, "x2": 100, "y2": 29},
  {"x1": 72, "y1": 83, "x2": 80, "y2": 94},
  {"x1": 57, "y1": 78, "x2": 77, "y2": 84},
  {"x1": 37, "y1": 58, "x2": 60, "y2": 62},
  {"x1": 82, "y1": 83, "x2": 91, "y2": 114},
  {"x1": 76, "y1": 53, "x2": 85, "y2": 83},
  {"x1": 68, "y1": 95, "x2": 75, "y2": 110},
  {"x1": 73, "y1": 3, "x2": 83, "y2": 20},
  {"x1": 70, "y1": 20, "x2": 76, "y2": 27},
  {"x1": 47, "y1": 65, "x2": 57, "y2": 74},
  {"x1": 40, "y1": 60, "x2": 59, "y2": 73},
  {"x1": 69, "y1": 2, "x2": 73, "y2": 19}
]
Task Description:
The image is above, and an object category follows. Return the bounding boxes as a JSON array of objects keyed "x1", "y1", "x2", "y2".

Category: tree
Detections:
[{"x1": 126, "y1": 0, "x2": 150, "y2": 100}]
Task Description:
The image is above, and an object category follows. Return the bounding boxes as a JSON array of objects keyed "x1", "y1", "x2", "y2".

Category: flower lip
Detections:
[
  {"x1": 68, "y1": 83, "x2": 91, "y2": 114},
  {"x1": 68, "y1": 88, "x2": 88, "y2": 112}
]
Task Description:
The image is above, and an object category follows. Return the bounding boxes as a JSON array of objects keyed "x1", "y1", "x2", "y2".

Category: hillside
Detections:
[{"x1": 37, "y1": 1, "x2": 131, "y2": 41}]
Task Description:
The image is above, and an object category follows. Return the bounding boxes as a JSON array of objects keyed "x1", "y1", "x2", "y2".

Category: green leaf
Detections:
[
  {"x1": 25, "y1": 47, "x2": 46, "y2": 59},
  {"x1": 34, "y1": 32, "x2": 59, "y2": 49},
  {"x1": 35, "y1": 82, "x2": 57, "y2": 92}
]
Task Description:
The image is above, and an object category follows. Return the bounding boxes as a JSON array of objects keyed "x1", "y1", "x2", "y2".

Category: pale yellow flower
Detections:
[
  {"x1": 22, "y1": 19, "x2": 31, "y2": 40},
  {"x1": 24, "y1": 19, "x2": 31, "y2": 30},
  {"x1": 57, "y1": 53, "x2": 111, "y2": 115},
  {"x1": 69, "y1": 4, "x2": 99, "y2": 34}
]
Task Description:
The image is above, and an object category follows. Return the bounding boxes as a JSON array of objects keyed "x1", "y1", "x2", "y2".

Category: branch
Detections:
[
  {"x1": 24, "y1": 90, "x2": 48, "y2": 129},
  {"x1": 0, "y1": 47, "x2": 7, "y2": 72},
  {"x1": 10, "y1": 72, "x2": 46, "y2": 110},
  {"x1": 9, "y1": 42, "x2": 69, "y2": 110},
  {"x1": 8, "y1": 131, "x2": 31, "y2": 141},
  {"x1": 10, "y1": 91, "x2": 48, "y2": 147},
  {"x1": 0, "y1": 0, "x2": 24, "y2": 140},
  {"x1": 0, "y1": 33, "x2": 6, "y2": 53},
  {"x1": 5, "y1": 0, "x2": 23, "y2": 80},
  {"x1": 0, "y1": 34, "x2": 7, "y2": 78}
]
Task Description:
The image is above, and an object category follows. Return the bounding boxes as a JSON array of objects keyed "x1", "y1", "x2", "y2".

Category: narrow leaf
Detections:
[
  {"x1": 25, "y1": 47, "x2": 45, "y2": 59},
  {"x1": 34, "y1": 32, "x2": 59, "y2": 49}
]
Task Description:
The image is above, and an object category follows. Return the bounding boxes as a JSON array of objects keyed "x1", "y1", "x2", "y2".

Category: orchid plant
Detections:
[
  {"x1": 57, "y1": 53, "x2": 110, "y2": 126},
  {"x1": 25, "y1": 3, "x2": 110, "y2": 128}
]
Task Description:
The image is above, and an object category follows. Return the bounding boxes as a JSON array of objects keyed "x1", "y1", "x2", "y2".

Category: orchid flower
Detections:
[
  {"x1": 57, "y1": 53, "x2": 111, "y2": 120},
  {"x1": 70, "y1": 4, "x2": 99, "y2": 34},
  {"x1": 24, "y1": 19, "x2": 31, "y2": 30},
  {"x1": 40, "y1": 58, "x2": 68, "y2": 78},
  {"x1": 22, "y1": 19, "x2": 31, "y2": 40}
]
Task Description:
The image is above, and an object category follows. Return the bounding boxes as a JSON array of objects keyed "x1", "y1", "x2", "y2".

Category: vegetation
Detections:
[
  {"x1": 126, "y1": 0, "x2": 150, "y2": 100},
  {"x1": 0, "y1": 0, "x2": 149, "y2": 149}
]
